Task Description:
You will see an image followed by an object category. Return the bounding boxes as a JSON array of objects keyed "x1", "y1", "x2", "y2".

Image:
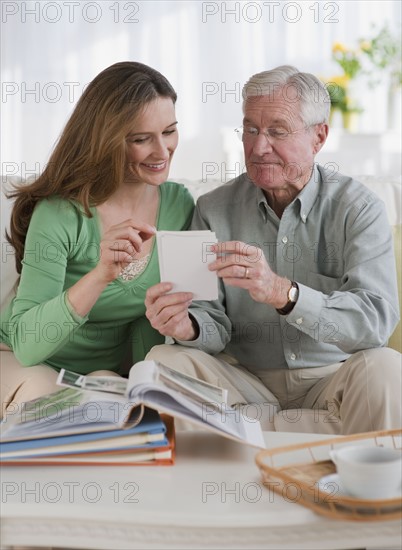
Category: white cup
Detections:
[{"x1": 329, "y1": 445, "x2": 402, "y2": 499}]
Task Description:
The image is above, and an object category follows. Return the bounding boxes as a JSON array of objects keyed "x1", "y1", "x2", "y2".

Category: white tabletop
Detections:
[{"x1": 1, "y1": 430, "x2": 401, "y2": 550}]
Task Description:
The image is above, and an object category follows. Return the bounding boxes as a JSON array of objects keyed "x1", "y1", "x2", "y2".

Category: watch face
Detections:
[{"x1": 289, "y1": 285, "x2": 299, "y2": 302}]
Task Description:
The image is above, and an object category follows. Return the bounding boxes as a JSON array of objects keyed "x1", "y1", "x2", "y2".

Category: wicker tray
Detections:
[{"x1": 255, "y1": 429, "x2": 402, "y2": 521}]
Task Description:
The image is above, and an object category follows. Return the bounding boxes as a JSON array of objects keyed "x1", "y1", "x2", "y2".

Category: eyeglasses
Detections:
[{"x1": 234, "y1": 125, "x2": 310, "y2": 142}]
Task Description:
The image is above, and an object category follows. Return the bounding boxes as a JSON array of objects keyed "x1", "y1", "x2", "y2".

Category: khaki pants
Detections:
[
  {"x1": 0, "y1": 348, "x2": 121, "y2": 421},
  {"x1": 147, "y1": 344, "x2": 402, "y2": 434}
]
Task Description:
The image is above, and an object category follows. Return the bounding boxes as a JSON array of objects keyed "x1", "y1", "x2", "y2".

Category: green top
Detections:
[{"x1": 1, "y1": 182, "x2": 194, "y2": 373}]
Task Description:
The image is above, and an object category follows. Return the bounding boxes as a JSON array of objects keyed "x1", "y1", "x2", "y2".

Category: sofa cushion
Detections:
[
  {"x1": 1, "y1": 176, "x2": 21, "y2": 312},
  {"x1": 389, "y1": 224, "x2": 401, "y2": 352},
  {"x1": 357, "y1": 176, "x2": 401, "y2": 352}
]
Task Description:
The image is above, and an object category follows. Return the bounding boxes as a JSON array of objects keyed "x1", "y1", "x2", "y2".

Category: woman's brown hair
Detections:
[{"x1": 7, "y1": 61, "x2": 177, "y2": 274}]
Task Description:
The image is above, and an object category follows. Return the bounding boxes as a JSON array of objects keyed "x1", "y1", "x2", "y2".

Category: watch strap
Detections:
[{"x1": 276, "y1": 281, "x2": 299, "y2": 316}]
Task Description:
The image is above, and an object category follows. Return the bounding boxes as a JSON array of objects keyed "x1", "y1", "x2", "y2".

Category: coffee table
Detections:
[{"x1": 1, "y1": 431, "x2": 401, "y2": 550}]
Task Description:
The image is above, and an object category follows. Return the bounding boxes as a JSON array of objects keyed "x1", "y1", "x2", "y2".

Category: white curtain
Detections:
[{"x1": 1, "y1": 0, "x2": 400, "y2": 180}]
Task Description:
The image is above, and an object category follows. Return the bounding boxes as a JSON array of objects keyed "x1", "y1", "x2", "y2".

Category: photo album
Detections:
[{"x1": 0, "y1": 360, "x2": 265, "y2": 465}]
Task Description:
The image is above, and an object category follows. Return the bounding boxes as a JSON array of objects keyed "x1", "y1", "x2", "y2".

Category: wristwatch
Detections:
[{"x1": 276, "y1": 281, "x2": 299, "y2": 315}]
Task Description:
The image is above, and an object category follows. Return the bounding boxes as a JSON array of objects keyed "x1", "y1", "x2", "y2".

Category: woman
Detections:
[{"x1": 0, "y1": 61, "x2": 194, "y2": 418}]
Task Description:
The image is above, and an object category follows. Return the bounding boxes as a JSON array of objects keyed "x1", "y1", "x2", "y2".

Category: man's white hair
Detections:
[{"x1": 242, "y1": 65, "x2": 330, "y2": 125}]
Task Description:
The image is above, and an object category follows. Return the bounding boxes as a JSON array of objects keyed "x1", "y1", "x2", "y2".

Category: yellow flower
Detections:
[
  {"x1": 359, "y1": 40, "x2": 371, "y2": 53},
  {"x1": 332, "y1": 42, "x2": 347, "y2": 54},
  {"x1": 327, "y1": 75, "x2": 350, "y2": 87}
]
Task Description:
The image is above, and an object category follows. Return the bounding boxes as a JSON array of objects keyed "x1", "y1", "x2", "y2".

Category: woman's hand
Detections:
[
  {"x1": 93, "y1": 219, "x2": 156, "y2": 284},
  {"x1": 208, "y1": 241, "x2": 290, "y2": 309},
  {"x1": 67, "y1": 219, "x2": 156, "y2": 318},
  {"x1": 145, "y1": 283, "x2": 198, "y2": 341}
]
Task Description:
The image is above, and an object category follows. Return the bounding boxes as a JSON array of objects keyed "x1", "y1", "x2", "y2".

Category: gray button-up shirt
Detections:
[{"x1": 178, "y1": 164, "x2": 399, "y2": 373}]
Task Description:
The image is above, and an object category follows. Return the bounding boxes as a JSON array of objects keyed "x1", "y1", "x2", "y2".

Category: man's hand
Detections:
[
  {"x1": 145, "y1": 283, "x2": 199, "y2": 341},
  {"x1": 209, "y1": 241, "x2": 290, "y2": 309}
]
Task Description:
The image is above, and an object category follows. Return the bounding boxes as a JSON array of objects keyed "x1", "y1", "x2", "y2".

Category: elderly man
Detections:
[{"x1": 145, "y1": 65, "x2": 401, "y2": 434}]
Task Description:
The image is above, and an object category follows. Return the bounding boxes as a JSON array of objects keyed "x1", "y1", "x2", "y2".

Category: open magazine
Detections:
[{"x1": 1, "y1": 361, "x2": 265, "y2": 448}]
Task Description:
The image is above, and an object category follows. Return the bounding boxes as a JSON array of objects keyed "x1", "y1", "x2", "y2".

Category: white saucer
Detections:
[{"x1": 317, "y1": 473, "x2": 402, "y2": 500}]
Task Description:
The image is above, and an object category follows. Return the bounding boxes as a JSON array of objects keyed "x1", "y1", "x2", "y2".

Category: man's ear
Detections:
[{"x1": 313, "y1": 123, "x2": 328, "y2": 154}]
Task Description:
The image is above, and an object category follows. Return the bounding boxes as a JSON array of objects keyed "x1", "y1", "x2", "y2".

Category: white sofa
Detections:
[{"x1": 1, "y1": 174, "x2": 401, "y2": 434}]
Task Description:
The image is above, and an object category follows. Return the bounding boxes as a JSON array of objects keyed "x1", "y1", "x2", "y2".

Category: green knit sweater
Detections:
[{"x1": 1, "y1": 182, "x2": 194, "y2": 373}]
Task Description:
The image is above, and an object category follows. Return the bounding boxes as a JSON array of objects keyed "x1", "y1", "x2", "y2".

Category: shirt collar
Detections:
[
  {"x1": 254, "y1": 181, "x2": 269, "y2": 222},
  {"x1": 296, "y1": 164, "x2": 321, "y2": 223},
  {"x1": 254, "y1": 164, "x2": 321, "y2": 223}
]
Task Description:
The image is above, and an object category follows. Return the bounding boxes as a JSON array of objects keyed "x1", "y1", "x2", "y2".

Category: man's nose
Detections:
[{"x1": 252, "y1": 133, "x2": 274, "y2": 155}]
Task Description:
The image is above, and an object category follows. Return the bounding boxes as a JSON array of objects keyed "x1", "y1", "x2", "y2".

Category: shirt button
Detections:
[
  {"x1": 282, "y1": 236, "x2": 288, "y2": 243},
  {"x1": 290, "y1": 353, "x2": 296, "y2": 360},
  {"x1": 301, "y1": 213, "x2": 307, "y2": 223},
  {"x1": 296, "y1": 317, "x2": 303, "y2": 325}
]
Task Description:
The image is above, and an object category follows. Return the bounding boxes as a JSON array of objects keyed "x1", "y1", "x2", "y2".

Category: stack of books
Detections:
[
  {"x1": 1, "y1": 360, "x2": 265, "y2": 466},
  {"x1": 0, "y1": 392, "x2": 175, "y2": 466}
]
